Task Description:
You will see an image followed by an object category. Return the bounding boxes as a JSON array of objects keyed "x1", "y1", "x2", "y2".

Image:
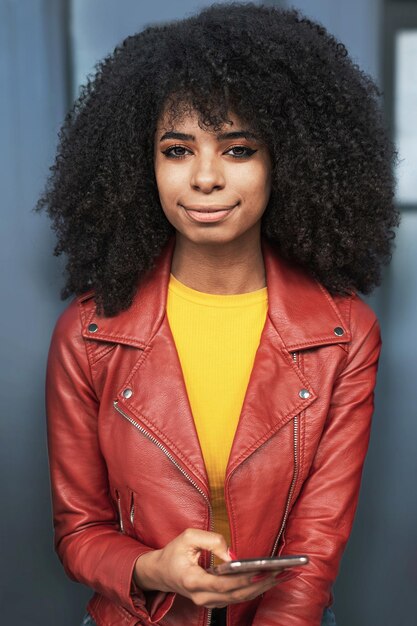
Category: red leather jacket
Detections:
[{"x1": 46, "y1": 235, "x2": 381, "y2": 626}]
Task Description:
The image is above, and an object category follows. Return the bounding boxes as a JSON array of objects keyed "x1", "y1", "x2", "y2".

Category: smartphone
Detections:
[{"x1": 208, "y1": 555, "x2": 309, "y2": 576}]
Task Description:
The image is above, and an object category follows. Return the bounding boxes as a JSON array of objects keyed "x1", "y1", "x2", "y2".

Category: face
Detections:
[{"x1": 153, "y1": 108, "x2": 272, "y2": 249}]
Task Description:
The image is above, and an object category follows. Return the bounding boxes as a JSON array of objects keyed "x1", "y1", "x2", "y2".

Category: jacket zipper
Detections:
[
  {"x1": 270, "y1": 351, "x2": 299, "y2": 556},
  {"x1": 113, "y1": 400, "x2": 214, "y2": 625},
  {"x1": 130, "y1": 495, "x2": 135, "y2": 525},
  {"x1": 115, "y1": 489, "x2": 125, "y2": 533}
]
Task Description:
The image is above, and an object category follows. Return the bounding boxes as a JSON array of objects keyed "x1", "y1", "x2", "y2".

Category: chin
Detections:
[{"x1": 178, "y1": 226, "x2": 253, "y2": 248}]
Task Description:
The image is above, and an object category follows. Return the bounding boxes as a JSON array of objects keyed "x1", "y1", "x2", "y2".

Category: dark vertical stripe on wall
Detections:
[{"x1": 60, "y1": 0, "x2": 74, "y2": 111}]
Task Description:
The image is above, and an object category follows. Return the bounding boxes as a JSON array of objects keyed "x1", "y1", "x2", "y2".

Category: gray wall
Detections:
[
  {"x1": 1, "y1": 0, "x2": 416, "y2": 624},
  {"x1": 286, "y1": 2, "x2": 417, "y2": 623},
  {"x1": 0, "y1": 0, "x2": 91, "y2": 623}
]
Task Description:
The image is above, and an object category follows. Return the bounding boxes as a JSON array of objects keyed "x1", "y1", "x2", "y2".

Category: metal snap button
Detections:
[
  {"x1": 88, "y1": 323, "x2": 98, "y2": 333},
  {"x1": 122, "y1": 388, "x2": 133, "y2": 399},
  {"x1": 299, "y1": 389, "x2": 310, "y2": 399},
  {"x1": 334, "y1": 327, "x2": 344, "y2": 336}
]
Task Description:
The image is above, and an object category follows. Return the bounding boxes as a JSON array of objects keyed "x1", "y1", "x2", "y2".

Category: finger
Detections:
[
  {"x1": 213, "y1": 568, "x2": 297, "y2": 602},
  {"x1": 273, "y1": 569, "x2": 299, "y2": 584},
  {"x1": 192, "y1": 570, "x2": 282, "y2": 608},
  {"x1": 212, "y1": 573, "x2": 278, "y2": 606},
  {"x1": 181, "y1": 528, "x2": 230, "y2": 564},
  {"x1": 250, "y1": 571, "x2": 279, "y2": 583},
  {"x1": 199, "y1": 567, "x2": 257, "y2": 593},
  {"x1": 206, "y1": 565, "x2": 286, "y2": 592}
]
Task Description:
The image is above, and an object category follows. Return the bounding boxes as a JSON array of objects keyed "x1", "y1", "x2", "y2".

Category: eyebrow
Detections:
[{"x1": 159, "y1": 130, "x2": 260, "y2": 142}]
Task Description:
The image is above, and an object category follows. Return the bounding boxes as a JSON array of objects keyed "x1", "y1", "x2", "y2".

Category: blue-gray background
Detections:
[{"x1": 1, "y1": 1, "x2": 416, "y2": 624}]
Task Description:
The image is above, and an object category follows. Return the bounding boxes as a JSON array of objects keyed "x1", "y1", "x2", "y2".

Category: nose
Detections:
[{"x1": 190, "y1": 155, "x2": 226, "y2": 193}]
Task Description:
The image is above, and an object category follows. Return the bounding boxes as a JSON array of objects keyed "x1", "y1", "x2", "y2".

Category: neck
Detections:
[{"x1": 170, "y1": 232, "x2": 266, "y2": 295}]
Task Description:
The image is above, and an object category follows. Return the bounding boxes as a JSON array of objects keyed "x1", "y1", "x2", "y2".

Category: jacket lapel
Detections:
[
  {"x1": 225, "y1": 238, "x2": 351, "y2": 474},
  {"x1": 116, "y1": 315, "x2": 210, "y2": 493},
  {"x1": 82, "y1": 236, "x2": 210, "y2": 493},
  {"x1": 225, "y1": 314, "x2": 316, "y2": 478}
]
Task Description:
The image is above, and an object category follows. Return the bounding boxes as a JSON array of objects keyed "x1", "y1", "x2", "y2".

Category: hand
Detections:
[{"x1": 133, "y1": 528, "x2": 293, "y2": 609}]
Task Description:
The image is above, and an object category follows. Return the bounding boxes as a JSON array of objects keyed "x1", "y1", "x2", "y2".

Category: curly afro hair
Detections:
[{"x1": 36, "y1": 1, "x2": 399, "y2": 317}]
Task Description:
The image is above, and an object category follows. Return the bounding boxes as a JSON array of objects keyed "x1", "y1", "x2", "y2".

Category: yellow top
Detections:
[{"x1": 166, "y1": 273, "x2": 268, "y2": 559}]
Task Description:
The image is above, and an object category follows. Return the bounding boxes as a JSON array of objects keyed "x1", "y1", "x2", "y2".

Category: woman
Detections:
[{"x1": 38, "y1": 3, "x2": 399, "y2": 625}]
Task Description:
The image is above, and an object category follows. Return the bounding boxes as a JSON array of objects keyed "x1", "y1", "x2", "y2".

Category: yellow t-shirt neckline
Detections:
[{"x1": 168, "y1": 273, "x2": 268, "y2": 307}]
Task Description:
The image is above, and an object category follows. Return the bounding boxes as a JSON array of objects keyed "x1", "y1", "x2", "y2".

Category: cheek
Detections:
[
  {"x1": 232, "y1": 163, "x2": 271, "y2": 199},
  {"x1": 254, "y1": 165, "x2": 272, "y2": 202},
  {"x1": 155, "y1": 162, "x2": 187, "y2": 201}
]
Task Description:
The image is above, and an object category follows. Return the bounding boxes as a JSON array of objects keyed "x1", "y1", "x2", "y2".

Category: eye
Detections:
[
  {"x1": 226, "y1": 145, "x2": 257, "y2": 158},
  {"x1": 161, "y1": 145, "x2": 190, "y2": 159}
]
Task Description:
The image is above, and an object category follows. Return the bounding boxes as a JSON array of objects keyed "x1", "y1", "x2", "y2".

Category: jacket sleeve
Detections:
[
  {"x1": 252, "y1": 300, "x2": 382, "y2": 626},
  {"x1": 45, "y1": 299, "x2": 175, "y2": 623}
]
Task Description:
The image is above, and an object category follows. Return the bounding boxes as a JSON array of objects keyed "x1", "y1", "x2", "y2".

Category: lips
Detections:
[
  {"x1": 181, "y1": 203, "x2": 237, "y2": 224},
  {"x1": 182, "y1": 204, "x2": 237, "y2": 212}
]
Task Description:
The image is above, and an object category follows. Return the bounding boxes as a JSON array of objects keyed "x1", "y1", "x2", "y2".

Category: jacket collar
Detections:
[{"x1": 81, "y1": 234, "x2": 351, "y2": 351}]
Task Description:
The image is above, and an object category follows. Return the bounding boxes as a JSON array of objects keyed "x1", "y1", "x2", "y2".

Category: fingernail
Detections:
[
  {"x1": 251, "y1": 573, "x2": 269, "y2": 583},
  {"x1": 228, "y1": 548, "x2": 237, "y2": 560}
]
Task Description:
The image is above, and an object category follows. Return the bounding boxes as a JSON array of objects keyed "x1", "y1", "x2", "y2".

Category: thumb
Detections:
[{"x1": 182, "y1": 529, "x2": 231, "y2": 563}]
